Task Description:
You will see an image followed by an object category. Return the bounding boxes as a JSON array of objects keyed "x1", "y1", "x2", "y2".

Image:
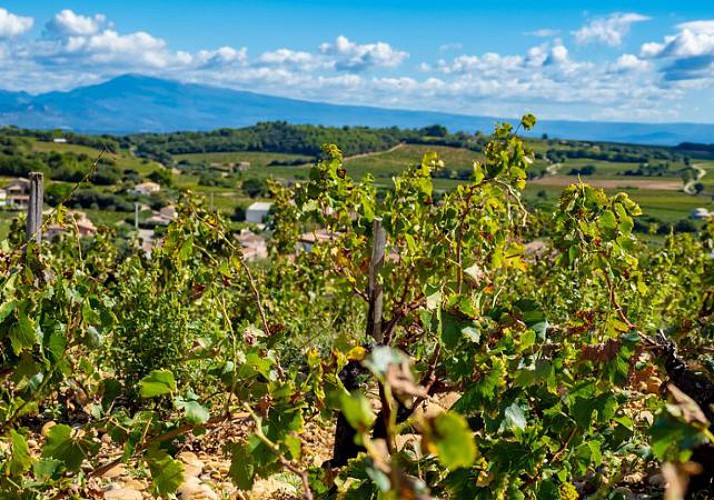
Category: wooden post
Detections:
[
  {"x1": 26, "y1": 172, "x2": 43, "y2": 244},
  {"x1": 134, "y1": 202, "x2": 139, "y2": 229},
  {"x1": 367, "y1": 217, "x2": 386, "y2": 343}
]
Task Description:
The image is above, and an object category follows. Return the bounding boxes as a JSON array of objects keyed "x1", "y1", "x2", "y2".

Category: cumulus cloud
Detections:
[
  {"x1": 612, "y1": 53, "x2": 652, "y2": 72},
  {"x1": 45, "y1": 9, "x2": 105, "y2": 37},
  {"x1": 319, "y1": 35, "x2": 408, "y2": 71},
  {"x1": 0, "y1": 8, "x2": 33, "y2": 38},
  {"x1": 196, "y1": 46, "x2": 248, "y2": 68},
  {"x1": 574, "y1": 12, "x2": 650, "y2": 46},
  {"x1": 0, "y1": 8, "x2": 696, "y2": 121},
  {"x1": 640, "y1": 20, "x2": 714, "y2": 81}
]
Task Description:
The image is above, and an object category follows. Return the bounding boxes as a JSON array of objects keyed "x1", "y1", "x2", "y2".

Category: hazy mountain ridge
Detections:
[{"x1": 1, "y1": 74, "x2": 712, "y2": 146}]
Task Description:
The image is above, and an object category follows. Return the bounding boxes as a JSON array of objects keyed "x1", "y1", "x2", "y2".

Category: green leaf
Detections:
[
  {"x1": 8, "y1": 429, "x2": 31, "y2": 476},
  {"x1": 501, "y1": 402, "x2": 527, "y2": 432},
  {"x1": 453, "y1": 358, "x2": 507, "y2": 411},
  {"x1": 176, "y1": 399, "x2": 210, "y2": 424},
  {"x1": 33, "y1": 458, "x2": 63, "y2": 481},
  {"x1": 521, "y1": 113, "x2": 537, "y2": 131},
  {"x1": 138, "y1": 370, "x2": 177, "y2": 398},
  {"x1": 570, "y1": 393, "x2": 617, "y2": 430},
  {"x1": 339, "y1": 391, "x2": 376, "y2": 432},
  {"x1": 41, "y1": 424, "x2": 86, "y2": 472},
  {"x1": 0, "y1": 299, "x2": 18, "y2": 323},
  {"x1": 146, "y1": 448, "x2": 184, "y2": 496},
  {"x1": 101, "y1": 378, "x2": 123, "y2": 410},
  {"x1": 424, "y1": 412, "x2": 477, "y2": 470},
  {"x1": 9, "y1": 311, "x2": 38, "y2": 355},
  {"x1": 600, "y1": 210, "x2": 617, "y2": 231},
  {"x1": 229, "y1": 443, "x2": 255, "y2": 490}
]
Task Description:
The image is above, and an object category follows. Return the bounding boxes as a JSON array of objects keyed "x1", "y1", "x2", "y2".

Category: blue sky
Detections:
[{"x1": 1, "y1": 1, "x2": 714, "y2": 122}]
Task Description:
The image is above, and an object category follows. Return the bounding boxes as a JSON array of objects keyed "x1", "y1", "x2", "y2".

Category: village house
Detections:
[
  {"x1": 145, "y1": 205, "x2": 178, "y2": 226},
  {"x1": 245, "y1": 202, "x2": 272, "y2": 224},
  {"x1": 130, "y1": 181, "x2": 161, "y2": 196},
  {"x1": 237, "y1": 229, "x2": 268, "y2": 260},
  {"x1": 691, "y1": 207, "x2": 713, "y2": 220},
  {"x1": 297, "y1": 229, "x2": 338, "y2": 253},
  {"x1": 4, "y1": 178, "x2": 30, "y2": 210}
]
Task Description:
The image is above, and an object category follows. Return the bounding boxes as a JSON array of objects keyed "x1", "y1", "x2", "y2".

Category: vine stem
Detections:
[
  {"x1": 243, "y1": 403, "x2": 314, "y2": 500},
  {"x1": 89, "y1": 412, "x2": 249, "y2": 479}
]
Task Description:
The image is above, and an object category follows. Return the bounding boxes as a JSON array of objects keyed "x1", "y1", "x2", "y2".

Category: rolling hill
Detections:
[{"x1": 1, "y1": 74, "x2": 713, "y2": 146}]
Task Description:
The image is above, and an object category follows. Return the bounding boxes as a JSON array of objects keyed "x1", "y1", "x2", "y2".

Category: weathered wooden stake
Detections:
[
  {"x1": 367, "y1": 217, "x2": 386, "y2": 343},
  {"x1": 26, "y1": 172, "x2": 44, "y2": 244},
  {"x1": 134, "y1": 202, "x2": 139, "y2": 229}
]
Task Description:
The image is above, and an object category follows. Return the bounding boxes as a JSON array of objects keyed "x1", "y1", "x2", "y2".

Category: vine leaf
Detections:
[
  {"x1": 8, "y1": 429, "x2": 31, "y2": 476},
  {"x1": 175, "y1": 398, "x2": 210, "y2": 424},
  {"x1": 41, "y1": 424, "x2": 92, "y2": 472},
  {"x1": 422, "y1": 412, "x2": 477, "y2": 470},
  {"x1": 138, "y1": 369, "x2": 177, "y2": 398},
  {"x1": 146, "y1": 448, "x2": 184, "y2": 496}
]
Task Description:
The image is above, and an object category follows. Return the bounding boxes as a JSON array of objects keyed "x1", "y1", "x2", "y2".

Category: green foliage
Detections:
[
  {"x1": 0, "y1": 115, "x2": 712, "y2": 499},
  {"x1": 138, "y1": 370, "x2": 177, "y2": 398}
]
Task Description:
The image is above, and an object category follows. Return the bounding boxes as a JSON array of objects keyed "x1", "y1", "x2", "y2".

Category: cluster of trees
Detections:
[
  {"x1": 0, "y1": 126, "x2": 120, "y2": 152},
  {"x1": 545, "y1": 141, "x2": 688, "y2": 165},
  {"x1": 124, "y1": 121, "x2": 488, "y2": 165},
  {"x1": 567, "y1": 165, "x2": 597, "y2": 176},
  {"x1": 622, "y1": 162, "x2": 678, "y2": 177},
  {"x1": 0, "y1": 134, "x2": 121, "y2": 185}
]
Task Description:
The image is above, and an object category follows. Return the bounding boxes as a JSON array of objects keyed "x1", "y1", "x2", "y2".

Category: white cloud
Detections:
[
  {"x1": 0, "y1": 8, "x2": 33, "y2": 38},
  {"x1": 639, "y1": 20, "x2": 714, "y2": 81},
  {"x1": 612, "y1": 53, "x2": 652, "y2": 72},
  {"x1": 574, "y1": 12, "x2": 650, "y2": 46},
  {"x1": 439, "y1": 42, "x2": 463, "y2": 52},
  {"x1": 0, "y1": 8, "x2": 699, "y2": 122},
  {"x1": 45, "y1": 10, "x2": 105, "y2": 37},
  {"x1": 257, "y1": 48, "x2": 322, "y2": 71},
  {"x1": 320, "y1": 35, "x2": 408, "y2": 71},
  {"x1": 525, "y1": 29, "x2": 561, "y2": 38},
  {"x1": 196, "y1": 46, "x2": 248, "y2": 67}
]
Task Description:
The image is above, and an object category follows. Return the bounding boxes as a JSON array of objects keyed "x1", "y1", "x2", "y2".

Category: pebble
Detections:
[
  {"x1": 101, "y1": 464, "x2": 128, "y2": 479},
  {"x1": 122, "y1": 479, "x2": 148, "y2": 491},
  {"x1": 178, "y1": 477, "x2": 220, "y2": 500},
  {"x1": 178, "y1": 452, "x2": 205, "y2": 478},
  {"x1": 103, "y1": 488, "x2": 142, "y2": 500},
  {"x1": 41, "y1": 421, "x2": 57, "y2": 437}
]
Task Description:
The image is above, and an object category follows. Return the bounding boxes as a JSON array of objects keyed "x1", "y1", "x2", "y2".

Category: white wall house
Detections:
[
  {"x1": 691, "y1": 208, "x2": 713, "y2": 220},
  {"x1": 130, "y1": 182, "x2": 161, "y2": 196},
  {"x1": 246, "y1": 202, "x2": 272, "y2": 224}
]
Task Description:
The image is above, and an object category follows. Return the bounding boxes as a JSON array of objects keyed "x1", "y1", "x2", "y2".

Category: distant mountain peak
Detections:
[{"x1": 0, "y1": 74, "x2": 713, "y2": 145}]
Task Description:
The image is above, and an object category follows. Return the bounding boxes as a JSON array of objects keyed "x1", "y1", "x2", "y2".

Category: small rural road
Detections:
[{"x1": 683, "y1": 164, "x2": 707, "y2": 194}]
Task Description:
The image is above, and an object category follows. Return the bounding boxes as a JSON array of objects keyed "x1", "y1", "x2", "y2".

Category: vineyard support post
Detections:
[
  {"x1": 134, "y1": 202, "x2": 139, "y2": 229},
  {"x1": 27, "y1": 172, "x2": 44, "y2": 244},
  {"x1": 367, "y1": 217, "x2": 386, "y2": 343}
]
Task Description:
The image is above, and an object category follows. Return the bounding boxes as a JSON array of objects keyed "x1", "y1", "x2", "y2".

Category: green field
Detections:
[
  {"x1": 4, "y1": 136, "x2": 713, "y2": 236},
  {"x1": 173, "y1": 141, "x2": 714, "y2": 224},
  {"x1": 28, "y1": 139, "x2": 163, "y2": 175}
]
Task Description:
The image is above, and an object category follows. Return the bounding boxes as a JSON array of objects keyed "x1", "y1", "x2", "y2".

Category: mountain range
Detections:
[{"x1": 0, "y1": 74, "x2": 712, "y2": 146}]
